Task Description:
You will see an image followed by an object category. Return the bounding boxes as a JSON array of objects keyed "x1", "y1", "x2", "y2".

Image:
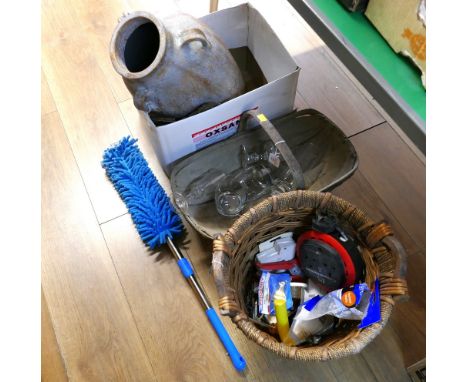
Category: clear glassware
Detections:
[
  {"x1": 240, "y1": 142, "x2": 297, "y2": 191},
  {"x1": 174, "y1": 191, "x2": 189, "y2": 212},
  {"x1": 215, "y1": 141, "x2": 301, "y2": 217},
  {"x1": 215, "y1": 164, "x2": 273, "y2": 217},
  {"x1": 240, "y1": 143, "x2": 282, "y2": 169},
  {"x1": 241, "y1": 164, "x2": 273, "y2": 201},
  {"x1": 215, "y1": 186, "x2": 247, "y2": 217},
  {"x1": 271, "y1": 168, "x2": 296, "y2": 194},
  {"x1": 174, "y1": 168, "x2": 226, "y2": 211}
]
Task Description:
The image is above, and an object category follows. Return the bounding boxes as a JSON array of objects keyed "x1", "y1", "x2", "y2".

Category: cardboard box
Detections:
[
  {"x1": 365, "y1": 0, "x2": 426, "y2": 87},
  {"x1": 144, "y1": 3, "x2": 300, "y2": 172}
]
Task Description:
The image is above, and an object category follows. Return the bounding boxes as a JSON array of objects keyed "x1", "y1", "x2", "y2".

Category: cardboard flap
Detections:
[
  {"x1": 201, "y1": 3, "x2": 298, "y2": 81},
  {"x1": 200, "y1": 3, "x2": 249, "y2": 47},
  {"x1": 247, "y1": 5, "x2": 298, "y2": 81}
]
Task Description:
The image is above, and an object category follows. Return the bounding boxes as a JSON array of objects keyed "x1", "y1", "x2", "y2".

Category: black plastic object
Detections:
[
  {"x1": 299, "y1": 239, "x2": 346, "y2": 290},
  {"x1": 310, "y1": 214, "x2": 339, "y2": 234},
  {"x1": 297, "y1": 214, "x2": 365, "y2": 290},
  {"x1": 314, "y1": 216, "x2": 365, "y2": 287}
]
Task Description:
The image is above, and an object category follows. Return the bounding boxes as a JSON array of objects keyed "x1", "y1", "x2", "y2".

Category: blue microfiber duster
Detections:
[
  {"x1": 102, "y1": 136, "x2": 183, "y2": 248},
  {"x1": 102, "y1": 136, "x2": 246, "y2": 372}
]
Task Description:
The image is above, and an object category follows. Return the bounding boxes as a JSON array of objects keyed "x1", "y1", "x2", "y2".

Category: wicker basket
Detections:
[{"x1": 212, "y1": 190, "x2": 409, "y2": 361}]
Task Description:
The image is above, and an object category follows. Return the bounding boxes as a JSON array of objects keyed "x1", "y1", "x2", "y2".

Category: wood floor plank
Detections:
[
  {"x1": 386, "y1": 251, "x2": 426, "y2": 367},
  {"x1": 68, "y1": 0, "x2": 133, "y2": 104},
  {"x1": 175, "y1": 0, "x2": 213, "y2": 17},
  {"x1": 354, "y1": 256, "x2": 423, "y2": 380},
  {"x1": 333, "y1": 170, "x2": 426, "y2": 366},
  {"x1": 330, "y1": 161, "x2": 425, "y2": 372},
  {"x1": 42, "y1": 289, "x2": 68, "y2": 382},
  {"x1": 332, "y1": 170, "x2": 420, "y2": 255},
  {"x1": 69, "y1": 0, "x2": 185, "y2": 104},
  {"x1": 126, "y1": 0, "x2": 180, "y2": 15},
  {"x1": 118, "y1": 100, "x2": 173, "y2": 188},
  {"x1": 320, "y1": 46, "x2": 426, "y2": 164},
  {"x1": 41, "y1": 69, "x2": 56, "y2": 116},
  {"x1": 41, "y1": 0, "x2": 81, "y2": 44},
  {"x1": 350, "y1": 123, "x2": 426, "y2": 250},
  {"x1": 230, "y1": 0, "x2": 385, "y2": 136},
  {"x1": 326, "y1": 356, "x2": 378, "y2": 382},
  {"x1": 294, "y1": 91, "x2": 309, "y2": 110},
  {"x1": 332, "y1": 131, "x2": 425, "y2": 368},
  {"x1": 42, "y1": 112, "x2": 155, "y2": 381},
  {"x1": 42, "y1": 0, "x2": 131, "y2": 223},
  {"x1": 360, "y1": 326, "x2": 412, "y2": 382},
  {"x1": 100, "y1": 214, "x2": 244, "y2": 382}
]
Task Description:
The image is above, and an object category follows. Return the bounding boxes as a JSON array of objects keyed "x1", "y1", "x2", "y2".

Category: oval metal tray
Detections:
[{"x1": 170, "y1": 109, "x2": 358, "y2": 238}]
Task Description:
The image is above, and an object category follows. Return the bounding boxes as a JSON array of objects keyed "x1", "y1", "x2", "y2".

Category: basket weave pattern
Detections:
[{"x1": 212, "y1": 191, "x2": 408, "y2": 361}]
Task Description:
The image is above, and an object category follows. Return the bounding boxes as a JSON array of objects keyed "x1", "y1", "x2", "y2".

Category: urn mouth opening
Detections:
[{"x1": 111, "y1": 12, "x2": 166, "y2": 79}]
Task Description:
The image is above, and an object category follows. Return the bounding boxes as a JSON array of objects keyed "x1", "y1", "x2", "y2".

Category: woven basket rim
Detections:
[{"x1": 212, "y1": 190, "x2": 408, "y2": 361}]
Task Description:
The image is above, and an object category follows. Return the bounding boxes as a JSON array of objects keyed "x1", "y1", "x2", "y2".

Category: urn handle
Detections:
[{"x1": 178, "y1": 28, "x2": 210, "y2": 49}]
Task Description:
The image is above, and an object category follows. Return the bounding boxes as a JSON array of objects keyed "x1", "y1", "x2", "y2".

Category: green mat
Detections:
[{"x1": 310, "y1": 0, "x2": 426, "y2": 123}]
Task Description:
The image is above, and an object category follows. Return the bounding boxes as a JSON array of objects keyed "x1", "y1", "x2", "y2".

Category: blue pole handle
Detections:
[
  {"x1": 206, "y1": 307, "x2": 247, "y2": 372},
  {"x1": 177, "y1": 258, "x2": 246, "y2": 371},
  {"x1": 177, "y1": 258, "x2": 194, "y2": 278}
]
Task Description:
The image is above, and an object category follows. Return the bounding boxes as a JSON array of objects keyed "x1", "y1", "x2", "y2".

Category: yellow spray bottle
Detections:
[{"x1": 273, "y1": 281, "x2": 293, "y2": 345}]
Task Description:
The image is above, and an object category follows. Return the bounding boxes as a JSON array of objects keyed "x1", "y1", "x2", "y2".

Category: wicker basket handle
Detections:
[
  {"x1": 381, "y1": 236, "x2": 409, "y2": 302},
  {"x1": 238, "y1": 109, "x2": 306, "y2": 189},
  {"x1": 212, "y1": 236, "x2": 242, "y2": 317}
]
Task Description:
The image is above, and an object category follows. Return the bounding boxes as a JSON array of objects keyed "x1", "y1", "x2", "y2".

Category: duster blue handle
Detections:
[
  {"x1": 102, "y1": 138, "x2": 245, "y2": 371},
  {"x1": 177, "y1": 258, "x2": 193, "y2": 278},
  {"x1": 177, "y1": 258, "x2": 246, "y2": 371},
  {"x1": 206, "y1": 307, "x2": 247, "y2": 371}
]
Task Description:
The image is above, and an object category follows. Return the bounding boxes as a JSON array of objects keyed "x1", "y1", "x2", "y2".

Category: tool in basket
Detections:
[
  {"x1": 102, "y1": 136, "x2": 247, "y2": 372},
  {"x1": 254, "y1": 232, "x2": 303, "y2": 280},
  {"x1": 296, "y1": 214, "x2": 365, "y2": 291}
]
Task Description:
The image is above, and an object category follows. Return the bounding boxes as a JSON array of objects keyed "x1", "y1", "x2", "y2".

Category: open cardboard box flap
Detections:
[{"x1": 200, "y1": 3, "x2": 298, "y2": 81}]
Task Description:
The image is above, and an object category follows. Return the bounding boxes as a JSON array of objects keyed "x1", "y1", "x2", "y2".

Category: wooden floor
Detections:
[{"x1": 41, "y1": 0, "x2": 426, "y2": 380}]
